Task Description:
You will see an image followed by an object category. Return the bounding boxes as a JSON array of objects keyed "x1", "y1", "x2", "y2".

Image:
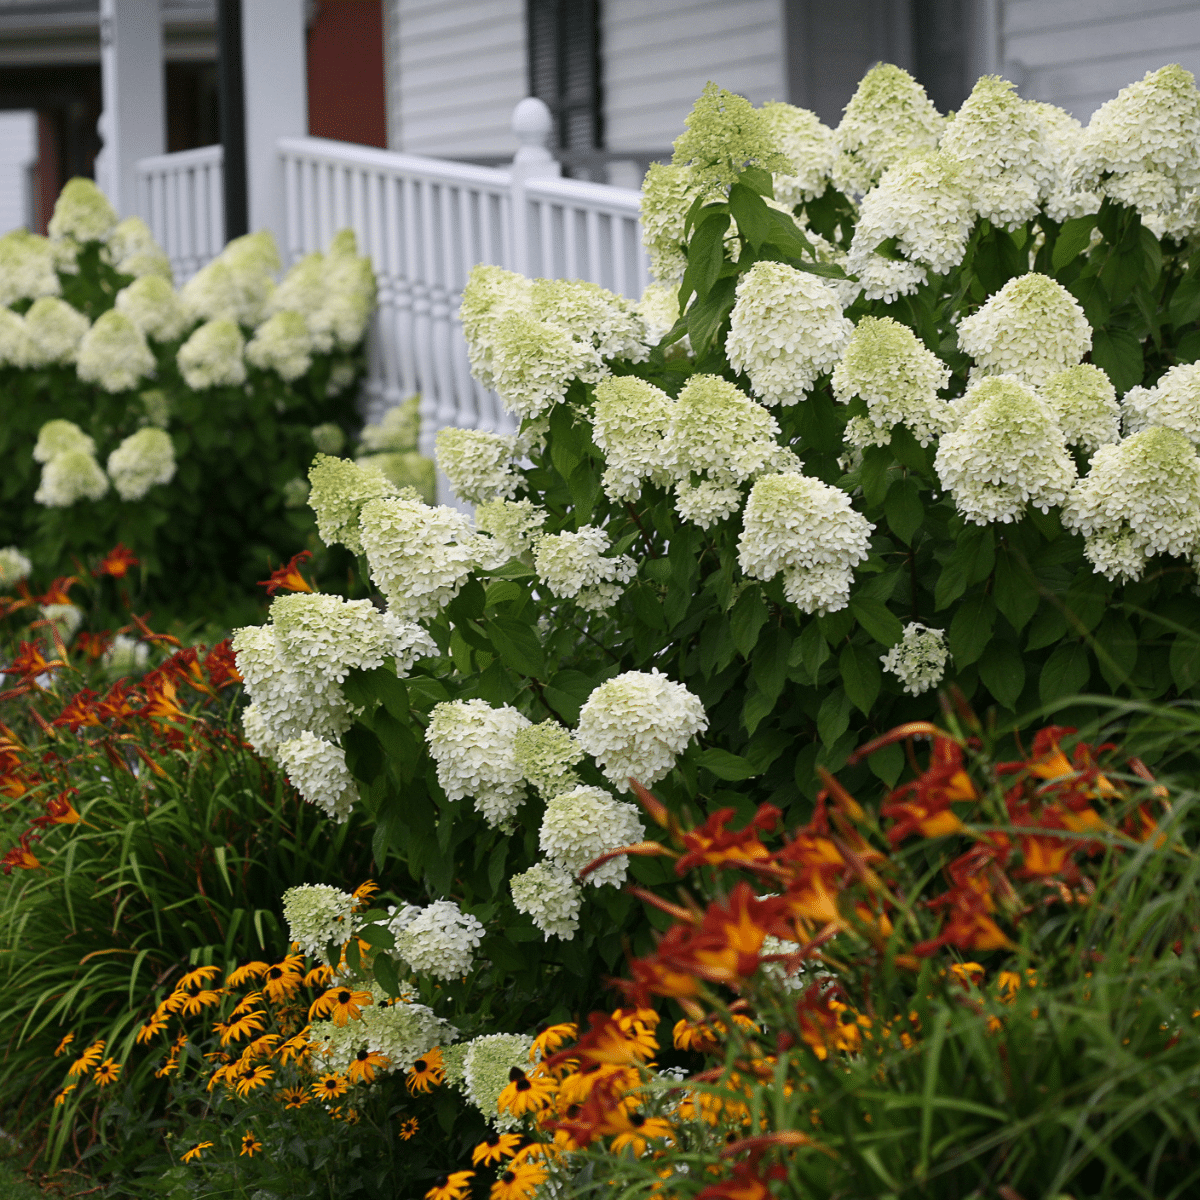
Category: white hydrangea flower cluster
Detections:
[
  {"x1": 233, "y1": 624, "x2": 355, "y2": 751},
  {"x1": 281, "y1": 883, "x2": 358, "y2": 958},
  {"x1": 1062, "y1": 426, "x2": 1200, "y2": 581},
  {"x1": 640, "y1": 163, "x2": 705, "y2": 285},
  {"x1": 47, "y1": 178, "x2": 117, "y2": 244},
  {"x1": 533, "y1": 525, "x2": 637, "y2": 612},
  {"x1": 390, "y1": 899, "x2": 485, "y2": 980},
  {"x1": 461, "y1": 1033, "x2": 535, "y2": 1128},
  {"x1": 0, "y1": 547, "x2": 32, "y2": 591},
  {"x1": 667, "y1": 374, "x2": 788, "y2": 528},
  {"x1": 106, "y1": 428, "x2": 176, "y2": 500},
  {"x1": 425, "y1": 699, "x2": 531, "y2": 827},
  {"x1": 269, "y1": 591, "x2": 435, "y2": 686},
  {"x1": 0, "y1": 309, "x2": 30, "y2": 367},
  {"x1": 115, "y1": 275, "x2": 192, "y2": 343},
  {"x1": 831, "y1": 316, "x2": 951, "y2": 448},
  {"x1": 0, "y1": 230, "x2": 60, "y2": 307},
  {"x1": 513, "y1": 720, "x2": 583, "y2": 799},
  {"x1": 759, "y1": 101, "x2": 834, "y2": 207},
  {"x1": 475, "y1": 498, "x2": 548, "y2": 561},
  {"x1": 23, "y1": 297, "x2": 90, "y2": 367},
  {"x1": 307, "y1": 453, "x2": 407, "y2": 556},
  {"x1": 105, "y1": 216, "x2": 172, "y2": 279},
  {"x1": 738, "y1": 473, "x2": 874, "y2": 614},
  {"x1": 245, "y1": 311, "x2": 313, "y2": 381},
  {"x1": 1121, "y1": 362, "x2": 1200, "y2": 445},
  {"x1": 276, "y1": 730, "x2": 360, "y2": 822},
  {"x1": 935, "y1": 375, "x2": 1077, "y2": 525},
  {"x1": 32, "y1": 419, "x2": 108, "y2": 507},
  {"x1": 726, "y1": 262, "x2": 853, "y2": 406},
  {"x1": 1040, "y1": 364, "x2": 1120, "y2": 454},
  {"x1": 635, "y1": 280, "x2": 685, "y2": 346},
  {"x1": 176, "y1": 318, "x2": 246, "y2": 389},
  {"x1": 1069, "y1": 64, "x2": 1200, "y2": 239},
  {"x1": 956, "y1": 274, "x2": 1092, "y2": 388},
  {"x1": 531, "y1": 277, "x2": 649, "y2": 363},
  {"x1": 267, "y1": 231, "x2": 376, "y2": 352},
  {"x1": 484, "y1": 311, "x2": 606, "y2": 421},
  {"x1": 845, "y1": 153, "x2": 973, "y2": 303},
  {"x1": 575, "y1": 669, "x2": 708, "y2": 791},
  {"x1": 102, "y1": 634, "x2": 149, "y2": 675},
  {"x1": 181, "y1": 230, "x2": 280, "y2": 327},
  {"x1": 831, "y1": 64, "x2": 945, "y2": 196},
  {"x1": 458, "y1": 266, "x2": 534, "y2": 389},
  {"x1": 511, "y1": 862, "x2": 582, "y2": 941},
  {"x1": 880, "y1": 624, "x2": 950, "y2": 696},
  {"x1": 354, "y1": 1000, "x2": 455, "y2": 1074},
  {"x1": 1034, "y1": 103, "x2": 1102, "y2": 222},
  {"x1": 40, "y1": 603, "x2": 83, "y2": 641},
  {"x1": 435, "y1": 428, "x2": 521, "y2": 504},
  {"x1": 75, "y1": 310, "x2": 156, "y2": 393},
  {"x1": 938, "y1": 76, "x2": 1056, "y2": 229},
  {"x1": 360, "y1": 495, "x2": 487, "y2": 621},
  {"x1": 540, "y1": 784, "x2": 645, "y2": 887},
  {"x1": 592, "y1": 377, "x2": 676, "y2": 502}
]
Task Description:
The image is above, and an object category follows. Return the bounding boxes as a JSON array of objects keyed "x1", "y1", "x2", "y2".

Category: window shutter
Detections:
[{"x1": 527, "y1": 0, "x2": 603, "y2": 178}]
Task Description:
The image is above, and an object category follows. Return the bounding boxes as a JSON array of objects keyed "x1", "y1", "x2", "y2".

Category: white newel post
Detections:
[
  {"x1": 509, "y1": 98, "x2": 561, "y2": 277},
  {"x1": 241, "y1": 0, "x2": 307, "y2": 251},
  {"x1": 98, "y1": 0, "x2": 164, "y2": 216}
]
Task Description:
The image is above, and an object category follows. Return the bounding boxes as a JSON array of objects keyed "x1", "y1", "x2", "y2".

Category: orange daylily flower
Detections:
[
  {"x1": 94, "y1": 544, "x2": 139, "y2": 578},
  {"x1": 259, "y1": 551, "x2": 315, "y2": 596}
]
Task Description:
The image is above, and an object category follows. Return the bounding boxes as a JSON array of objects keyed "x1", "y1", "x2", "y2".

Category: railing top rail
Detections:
[
  {"x1": 277, "y1": 135, "x2": 512, "y2": 190},
  {"x1": 135, "y1": 144, "x2": 223, "y2": 174},
  {"x1": 522, "y1": 174, "x2": 643, "y2": 215}
]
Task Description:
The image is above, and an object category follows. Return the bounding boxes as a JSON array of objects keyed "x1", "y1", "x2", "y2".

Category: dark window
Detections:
[{"x1": 527, "y1": 0, "x2": 603, "y2": 180}]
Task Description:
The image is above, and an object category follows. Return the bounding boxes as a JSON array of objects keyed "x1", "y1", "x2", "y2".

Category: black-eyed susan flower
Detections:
[
  {"x1": 278, "y1": 1029, "x2": 312, "y2": 1065},
  {"x1": 239, "y1": 1130, "x2": 262, "y2": 1157},
  {"x1": 178, "y1": 964, "x2": 222, "y2": 991},
  {"x1": 230, "y1": 991, "x2": 264, "y2": 1018},
  {"x1": 67, "y1": 1040, "x2": 104, "y2": 1078},
  {"x1": 154, "y1": 1054, "x2": 179, "y2": 1079},
  {"x1": 313, "y1": 1072, "x2": 349, "y2": 1101},
  {"x1": 531, "y1": 1022, "x2": 577, "y2": 1059},
  {"x1": 262, "y1": 957, "x2": 304, "y2": 1004},
  {"x1": 351, "y1": 879, "x2": 379, "y2": 908},
  {"x1": 425, "y1": 1170, "x2": 474, "y2": 1200},
  {"x1": 497, "y1": 1066, "x2": 556, "y2": 1116},
  {"x1": 608, "y1": 1111, "x2": 674, "y2": 1156},
  {"x1": 303, "y1": 963, "x2": 333, "y2": 989},
  {"x1": 347, "y1": 1048, "x2": 391, "y2": 1085},
  {"x1": 239, "y1": 1033, "x2": 281, "y2": 1062},
  {"x1": 54, "y1": 1033, "x2": 75, "y2": 1057},
  {"x1": 234, "y1": 1063, "x2": 274, "y2": 1098},
  {"x1": 178, "y1": 989, "x2": 223, "y2": 1018},
  {"x1": 215, "y1": 1009, "x2": 266, "y2": 1046},
  {"x1": 53, "y1": 1084, "x2": 76, "y2": 1107},
  {"x1": 227, "y1": 961, "x2": 269, "y2": 988},
  {"x1": 406, "y1": 1046, "x2": 444, "y2": 1093},
  {"x1": 398, "y1": 1117, "x2": 419, "y2": 1141},
  {"x1": 136, "y1": 1013, "x2": 170, "y2": 1044},
  {"x1": 181, "y1": 1141, "x2": 213, "y2": 1163},
  {"x1": 91, "y1": 1060, "x2": 121, "y2": 1089},
  {"x1": 471, "y1": 1132, "x2": 521, "y2": 1166},
  {"x1": 309, "y1": 986, "x2": 372, "y2": 1026},
  {"x1": 490, "y1": 1162, "x2": 548, "y2": 1200},
  {"x1": 280, "y1": 1086, "x2": 309, "y2": 1109}
]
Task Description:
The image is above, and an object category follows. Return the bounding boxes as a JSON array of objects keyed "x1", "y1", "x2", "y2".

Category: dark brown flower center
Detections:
[
  {"x1": 337, "y1": 990, "x2": 352, "y2": 1004},
  {"x1": 414, "y1": 1059, "x2": 427, "y2": 1072},
  {"x1": 501, "y1": 1173, "x2": 515, "y2": 1184},
  {"x1": 508, "y1": 1066, "x2": 526, "y2": 1082},
  {"x1": 630, "y1": 1113, "x2": 646, "y2": 1128},
  {"x1": 357, "y1": 1050, "x2": 370, "y2": 1061},
  {"x1": 268, "y1": 967, "x2": 283, "y2": 979}
]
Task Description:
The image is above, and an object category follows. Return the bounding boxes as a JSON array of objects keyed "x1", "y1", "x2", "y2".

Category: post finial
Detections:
[{"x1": 512, "y1": 97, "x2": 556, "y2": 166}]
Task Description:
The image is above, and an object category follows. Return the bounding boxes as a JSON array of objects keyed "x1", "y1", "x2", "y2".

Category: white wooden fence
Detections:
[
  {"x1": 135, "y1": 102, "x2": 649, "y2": 461},
  {"x1": 133, "y1": 144, "x2": 225, "y2": 283}
]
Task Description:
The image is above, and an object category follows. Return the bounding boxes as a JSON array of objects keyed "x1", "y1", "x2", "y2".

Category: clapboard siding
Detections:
[
  {"x1": 389, "y1": 0, "x2": 526, "y2": 158},
  {"x1": 999, "y1": 0, "x2": 1200, "y2": 119},
  {"x1": 602, "y1": 0, "x2": 787, "y2": 155}
]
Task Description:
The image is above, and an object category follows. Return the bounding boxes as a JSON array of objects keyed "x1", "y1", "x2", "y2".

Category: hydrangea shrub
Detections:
[
  {"x1": 0, "y1": 178, "x2": 377, "y2": 621},
  {"x1": 238, "y1": 65, "x2": 1200, "y2": 1033}
]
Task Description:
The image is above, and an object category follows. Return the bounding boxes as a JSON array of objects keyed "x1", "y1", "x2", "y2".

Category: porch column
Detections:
[
  {"x1": 98, "y1": 0, "x2": 164, "y2": 215},
  {"x1": 241, "y1": 0, "x2": 308, "y2": 253}
]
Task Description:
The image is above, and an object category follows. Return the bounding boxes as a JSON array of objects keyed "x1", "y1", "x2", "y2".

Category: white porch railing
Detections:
[
  {"x1": 135, "y1": 103, "x2": 649, "y2": 463},
  {"x1": 134, "y1": 144, "x2": 225, "y2": 283}
]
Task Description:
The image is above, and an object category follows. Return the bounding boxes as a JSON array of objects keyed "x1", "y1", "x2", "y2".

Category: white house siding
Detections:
[
  {"x1": 601, "y1": 0, "x2": 787, "y2": 158},
  {"x1": 388, "y1": 0, "x2": 527, "y2": 160},
  {"x1": 0, "y1": 109, "x2": 37, "y2": 234},
  {"x1": 1001, "y1": 0, "x2": 1200, "y2": 121}
]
